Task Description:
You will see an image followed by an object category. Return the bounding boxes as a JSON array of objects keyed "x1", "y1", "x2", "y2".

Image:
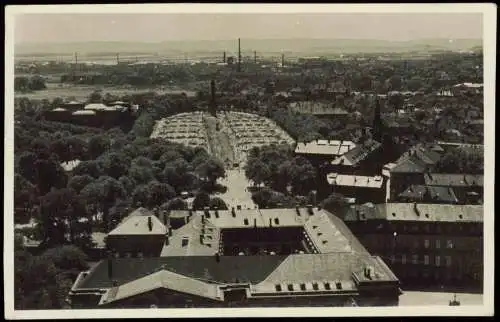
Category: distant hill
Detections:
[{"x1": 15, "y1": 38, "x2": 483, "y2": 58}]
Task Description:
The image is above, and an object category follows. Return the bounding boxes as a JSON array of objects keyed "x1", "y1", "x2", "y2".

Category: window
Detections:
[
  {"x1": 445, "y1": 256, "x2": 452, "y2": 267},
  {"x1": 436, "y1": 239, "x2": 441, "y2": 249},
  {"x1": 274, "y1": 218, "x2": 280, "y2": 225},
  {"x1": 412, "y1": 255, "x2": 418, "y2": 264},
  {"x1": 424, "y1": 255, "x2": 429, "y2": 265},
  {"x1": 402, "y1": 254, "x2": 407, "y2": 264},
  {"x1": 275, "y1": 284, "x2": 282, "y2": 292},
  {"x1": 300, "y1": 283, "x2": 306, "y2": 291},
  {"x1": 182, "y1": 238, "x2": 189, "y2": 247},
  {"x1": 424, "y1": 239, "x2": 430, "y2": 248},
  {"x1": 287, "y1": 284, "x2": 294, "y2": 291},
  {"x1": 435, "y1": 256, "x2": 441, "y2": 267},
  {"x1": 446, "y1": 240, "x2": 454, "y2": 249},
  {"x1": 312, "y1": 283, "x2": 319, "y2": 291},
  {"x1": 324, "y1": 282, "x2": 331, "y2": 290}
]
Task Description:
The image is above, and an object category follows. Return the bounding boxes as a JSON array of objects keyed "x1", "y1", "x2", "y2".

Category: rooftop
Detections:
[
  {"x1": 289, "y1": 101, "x2": 349, "y2": 116},
  {"x1": 108, "y1": 208, "x2": 166, "y2": 236},
  {"x1": 344, "y1": 203, "x2": 483, "y2": 223},
  {"x1": 424, "y1": 173, "x2": 483, "y2": 187},
  {"x1": 84, "y1": 103, "x2": 108, "y2": 111},
  {"x1": 398, "y1": 185, "x2": 459, "y2": 203},
  {"x1": 160, "y1": 208, "x2": 368, "y2": 257},
  {"x1": 75, "y1": 253, "x2": 397, "y2": 302},
  {"x1": 326, "y1": 173, "x2": 384, "y2": 189},
  {"x1": 331, "y1": 140, "x2": 381, "y2": 166},
  {"x1": 295, "y1": 140, "x2": 357, "y2": 156}
]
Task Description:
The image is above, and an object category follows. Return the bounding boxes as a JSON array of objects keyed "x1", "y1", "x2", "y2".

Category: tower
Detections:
[
  {"x1": 281, "y1": 53, "x2": 285, "y2": 68},
  {"x1": 373, "y1": 98, "x2": 383, "y2": 142}
]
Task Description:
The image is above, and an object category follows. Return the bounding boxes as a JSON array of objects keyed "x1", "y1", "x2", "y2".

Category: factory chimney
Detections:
[
  {"x1": 254, "y1": 51, "x2": 257, "y2": 64},
  {"x1": 223, "y1": 51, "x2": 226, "y2": 64},
  {"x1": 281, "y1": 53, "x2": 285, "y2": 68},
  {"x1": 116, "y1": 53, "x2": 120, "y2": 65},
  {"x1": 238, "y1": 38, "x2": 241, "y2": 72}
]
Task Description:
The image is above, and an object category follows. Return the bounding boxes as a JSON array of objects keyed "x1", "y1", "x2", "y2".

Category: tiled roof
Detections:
[
  {"x1": 398, "y1": 185, "x2": 458, "y2": 203},
  {"x1": 289, "y1": 101, "x2": 348, "y2": 115},
  {"x1": 326, "y1": 173, "x2": 384, "y2": 189},
  {"x1": 344, "y1": 203, "x2": 483, "y2": 223},
  {"x1": 424, "y1": 174, "x2": 483, "y2": 187},
  {"x1": 331, "y1": 140, "x2": 381, "y2": 166},
  {"x1": 99, "y1": 269, "x2": 222, "y2": 305},
  {"x1": 108, "y1": 208, "x2": 166, "y2": 236},
  {"x1": 76, "y1": 256, "x2": 289, "y2": 290},
  {"x1": 295, "y1": 140, "x2": 357, "y2": 156}
]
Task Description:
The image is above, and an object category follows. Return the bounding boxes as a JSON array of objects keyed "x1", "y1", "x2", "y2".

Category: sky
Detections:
[{"x1": 15, "y1": 13, "x2": 483, "y2": 44}]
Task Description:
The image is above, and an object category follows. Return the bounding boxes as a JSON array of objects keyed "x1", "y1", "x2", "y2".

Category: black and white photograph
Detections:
[{"x1": 4, "y1": 3, "x2": 495, "y2": 318}]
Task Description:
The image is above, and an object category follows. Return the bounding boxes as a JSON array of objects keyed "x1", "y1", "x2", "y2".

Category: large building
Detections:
[
  {"x1": 68, "y1": 207, "x2": 401, "y2": 308},
  {"x1": 343, "y1": 203, "x2": 483, "y2": 292},
  {"x1": 43, "y1": 101, "x2": 139, "y2": 128}
]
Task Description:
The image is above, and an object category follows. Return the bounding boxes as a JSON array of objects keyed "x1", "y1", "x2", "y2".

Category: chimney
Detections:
[
  {"x1": 296, "y1": 206, "x2": 300, "y2": 216},
  {"x1": 231, "y1": 207, "x2": 236, "y2": 217},
  {"x1": 413, "y1": 202, "x2": 420, "y2": 216},
  {"x1": 223, "y1": 51, "x2": 226, "y2": 64},
  {"x1": 254, "y1": 50, "x2": 257, "y2": 64},
  {"x1": 269, "y1": 218, "x2": 272, "y2": 227},
  {"x1": 237, "y1": 38, "x2": 241, "y2": 72},
  {"x1": 204, "y1": 207, "x2": 210, "y2": 218},
  {"x1": 281, "y1": 53, "x2": 285, "y2": 68},
  {"x1": 254, "y1": 218, "x2": 257, "y2": 228},
  {"x1": 147, "y1": 216, "x2": 153, "y2": 232},
  {"x1": 162, "y1": 211, "x2": 167, "y2": 226}
]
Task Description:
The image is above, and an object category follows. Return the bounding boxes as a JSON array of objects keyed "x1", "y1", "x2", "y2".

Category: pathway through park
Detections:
[{"x1": 202, "y1": 113, "x2": 255, "y2": 209}]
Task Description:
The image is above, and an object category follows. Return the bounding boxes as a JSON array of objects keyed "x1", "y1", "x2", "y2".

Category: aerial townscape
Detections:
[{"x1": 11, "y1": 13, "x2": 486, "y2": 312}]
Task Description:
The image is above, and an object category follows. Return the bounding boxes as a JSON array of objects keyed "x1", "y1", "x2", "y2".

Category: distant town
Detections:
[{"x1": 13, "y1": 36, "x2": 484, "y2": 310}]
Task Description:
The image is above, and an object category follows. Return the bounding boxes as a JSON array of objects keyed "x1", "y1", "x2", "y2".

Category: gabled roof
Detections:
[
  {"x1": 331, "y1": 140, "x2": 381, "y2": 166},
  {"x1": 108, "y1": 208, "x2": 166, "y2": 236},
  {"x1": 99, "y1": 269, "x2": 222, "y2": 305},
  {"x1": 398, "y1": 185, "x2": 458, "y2": 203},
  {"x1": 344, "y1": 203, "x2": 483, "y2": 223}
]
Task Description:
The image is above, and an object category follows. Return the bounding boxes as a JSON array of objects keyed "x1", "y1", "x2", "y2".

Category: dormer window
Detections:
[
  {"x1": 275, "y1": 284, "x2": 282, "y2": 292},
  {"x1": 287, "y1": 284, "x2": 294, "y2": 291},
  {"x1": 300, "y1": 283, "x2": 306, "y2": 291},
  {"x1": 324, "y1": 282, "x2": 331, "y2": 290},
  {"x1": 312, "y1": 283, "x2": 319, "y2": 290}
]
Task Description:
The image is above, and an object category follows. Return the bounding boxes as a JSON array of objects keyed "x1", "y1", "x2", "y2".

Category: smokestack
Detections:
[
  {"x1": 223, "y1": 51, "x2": 226, "y2": 64},
  {"x1": 147, "y1": 216, "x2": 153, "y2": 231},
  {"x1": 254, "y1": 51, "x2": 257, "y2": 64},
  {"x1": 116, "y1": 53, "x2": 120, "y2": 65},
  {"x1": 281, "y1": 53, "x2": 285, "y2": 68},
  {"x1": 238, "y1": 38, "x2": 241, "y2": 72}
]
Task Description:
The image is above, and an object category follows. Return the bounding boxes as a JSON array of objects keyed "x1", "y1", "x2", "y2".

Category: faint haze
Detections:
[{"x1": 15, "y1": 13, "x2": 483, "y2": 44}]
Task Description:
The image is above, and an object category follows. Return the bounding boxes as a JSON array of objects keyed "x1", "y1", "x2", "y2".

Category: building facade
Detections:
[{"x1": 343, "y1": 203, "x2": 483, "y2": 292}]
